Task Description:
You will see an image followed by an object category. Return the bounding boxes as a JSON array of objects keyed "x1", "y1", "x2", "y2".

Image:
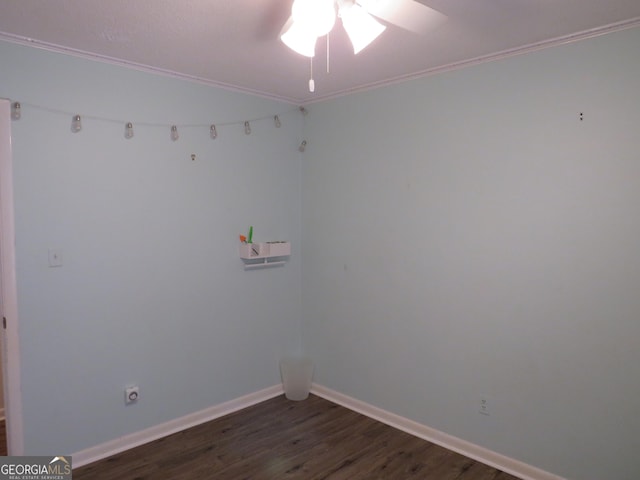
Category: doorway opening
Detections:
[{"x1": 0, "y1": 98, "x2": 25, "y2": 455}]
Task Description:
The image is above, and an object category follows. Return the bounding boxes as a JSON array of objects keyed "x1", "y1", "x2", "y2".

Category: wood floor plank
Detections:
[
  {"x1": 74, "y1": 394, "x2": 521, "y2": 480},
  {"x1": 458, "y1": 461, "x2": 506, "y2": 480},
  {"x1": 0, "y1": 418, "x2": 6, "y2": 456}
]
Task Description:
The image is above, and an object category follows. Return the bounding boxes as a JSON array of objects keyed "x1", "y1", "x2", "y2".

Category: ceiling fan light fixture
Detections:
[
  {"x1": 291, "y1": 0, "x2": 336, "y2": 37},
  {"x1": 280, "y1": 17, "x2": 318, "y2": 57},
  {"x1": 341, "y1": 3, "x2": 386, "y2": 54}
]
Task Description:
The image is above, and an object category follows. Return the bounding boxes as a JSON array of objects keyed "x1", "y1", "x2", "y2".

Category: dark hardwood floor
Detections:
[
  {"x1": 0, "y1": 417, "x2": 6, "y2": 456},
  {"x1": 74, "y1": 394, "x2": 520, "y2": 480}
]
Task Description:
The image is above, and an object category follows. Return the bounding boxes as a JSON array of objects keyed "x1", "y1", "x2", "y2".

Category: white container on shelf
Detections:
[
  {"x1": 254, "y1": 242, "x2": 270, "y2": 256},
  {"x1": 239, "y1": 241, "x2": 291, "y2": 269},
  {"x1": 238, "y1": 243, "x2": 254, "y2": 259},
  {"x1": 267, "y1": 241, "x2": 291, "y2": 257}
]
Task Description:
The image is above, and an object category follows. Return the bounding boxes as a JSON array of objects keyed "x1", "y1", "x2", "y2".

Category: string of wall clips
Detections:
[{"x1": 10, "y1": 101, "x2": 309, "y2": 151}]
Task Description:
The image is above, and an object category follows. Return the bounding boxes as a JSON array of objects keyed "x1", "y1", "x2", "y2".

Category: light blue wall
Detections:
[
  {"x1": 301, "y1": 27, "x2": 640, "y2": 480},
  {"x1": 0, "y1": 41, "x2": 303, "y2": 454},
  {"x1": 3, "y1": 25, "x2": 640, "y2": 479}
]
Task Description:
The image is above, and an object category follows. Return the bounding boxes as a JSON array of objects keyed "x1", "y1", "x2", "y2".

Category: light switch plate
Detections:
[{"x1": 479, "y1": 395, "x2": 490, "y2": 416}]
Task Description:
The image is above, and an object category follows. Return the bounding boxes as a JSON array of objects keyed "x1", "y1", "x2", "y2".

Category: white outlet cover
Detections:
[{"x1": 125, "y1": 385, "x2": 139, "y2": 404}]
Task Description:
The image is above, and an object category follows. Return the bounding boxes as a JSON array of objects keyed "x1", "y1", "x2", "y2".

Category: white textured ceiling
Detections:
[{"x1": 1, "y1": 0, "x2": 639, "y2": 104}]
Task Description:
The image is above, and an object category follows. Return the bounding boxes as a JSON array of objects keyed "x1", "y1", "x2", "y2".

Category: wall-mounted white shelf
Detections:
[{"x1": 239, "y1": 241, "x2": 291, "y2": 269}]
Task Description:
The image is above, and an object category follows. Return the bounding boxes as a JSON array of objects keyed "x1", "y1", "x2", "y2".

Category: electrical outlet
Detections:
[
  {"x1": 479, "y1": 395, "x2": 490, "y2": 416},
  {"x1": 125, "y1": 385, "x2": 139, "y2": 404}
]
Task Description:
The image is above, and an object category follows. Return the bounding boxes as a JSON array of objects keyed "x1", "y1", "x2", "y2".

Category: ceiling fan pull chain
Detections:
[{"x1": 327, "y1": 32, "x2": 330, "y2": 74}]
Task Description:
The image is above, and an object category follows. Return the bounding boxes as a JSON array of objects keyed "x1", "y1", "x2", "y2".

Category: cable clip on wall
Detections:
[{"x1": 239, "y1": 226, "x2": 291, "y2": 269}]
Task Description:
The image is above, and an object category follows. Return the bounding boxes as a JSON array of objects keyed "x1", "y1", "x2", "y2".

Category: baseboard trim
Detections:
[
  {"x1": 72, "y1": 384, "x2": 284, "y2": 469},
  {"x1": 311, "y1": 384, "x2": 565, "y2": 480}
]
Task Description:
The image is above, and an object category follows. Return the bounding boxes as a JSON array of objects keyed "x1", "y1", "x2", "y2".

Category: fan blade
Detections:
[
  {"x1": 358, "y1": 0, "x2": 446, "y2": 34},
  {"x1": 256, "y1": 0, "x2": 293, "y2": 40}
]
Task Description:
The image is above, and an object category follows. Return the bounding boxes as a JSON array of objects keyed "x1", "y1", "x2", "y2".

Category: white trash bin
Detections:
[{"x1": 280, "y1": 357, "x2": 314, "y2": 401}]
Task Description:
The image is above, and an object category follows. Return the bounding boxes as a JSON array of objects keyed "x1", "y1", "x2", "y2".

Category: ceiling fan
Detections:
[{"x1": 280, "y1": 0, "x2": 447, "y2": 58}]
